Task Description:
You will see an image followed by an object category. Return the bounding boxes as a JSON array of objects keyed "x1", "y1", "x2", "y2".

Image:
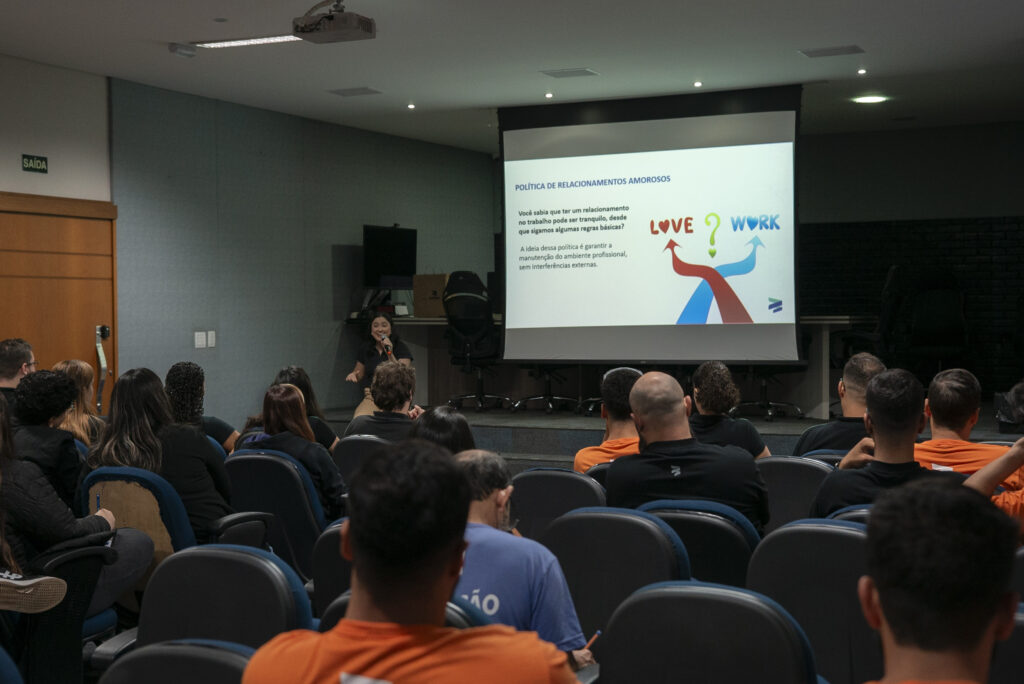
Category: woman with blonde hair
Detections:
[{"x1": 52, "y1": 359, "x2": 105, "y2": 444}]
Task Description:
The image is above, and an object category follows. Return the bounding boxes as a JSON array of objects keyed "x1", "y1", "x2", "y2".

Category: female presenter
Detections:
[{"x1": 346, "y1": 313, "x2": 413, "y2": 418}]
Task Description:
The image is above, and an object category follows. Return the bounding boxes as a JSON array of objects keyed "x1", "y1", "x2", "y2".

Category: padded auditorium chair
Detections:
[
  {"x1": 599, "y1": 582, "x2": 826, "y2": 684},
  {"x1": 0, "y1": 647, "x2": 22, "y2": 684},
  {"x1": 584, "y1": 462, "x2": 611, "y2": 487},
  {"x1": 538, "y1": 507, "x2": 690, "y2": 659},
  {"x1": 318, "y1": 593, "x2": 490, "y2": 632},
  {"x1": 91, "y1": 544, "x2": 315, "y2": 672},
  {"x1": 1011, "y1": 546, "x2": 1024, "y2": 596},
  {"x1": 802, "y1": 448, "x2": 848, "y2": 467},
  {"x1": 311, "y1": 521, "x2": 352, "y2": 617},
  {"x1": 747, "y1": 519, "x2": 880, "y2": 684},
  {"x1": 206, "y1": 435, "x2": 228, "y2": 460},
  {"x1": 99, "y1": 639, "x2": 254, "y2": 684},
  {"x1": 226, "y1": 449, "x2": 329, "y2": 581},
  {"x1": 332, "y1": 434, "x2": 388, "y2": 483},
  {"x1": 990, "y1": 605, "x2": 1024, "y2": 684},
  {"x1": 510, "y1": 468, "x2": 607, "y2": 539},
  {"x1": 755, "y1": 456, "x2": 834, "y2": 533},
  {"x1": 827, "y1": 504, "x2": 872, "y2": 524},
  {"x1": 443, "y1": 270, "x2": 511, "y2": 411},
  {"x1": 637, "y1": 499, "x2": 760, "y2": 587}
]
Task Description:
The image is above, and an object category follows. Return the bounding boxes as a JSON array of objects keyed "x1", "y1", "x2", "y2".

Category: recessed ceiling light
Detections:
[
  {"x1": 545, "y1": 92, "x2": 553, "y2": 99},
  {"x1": 857, "y1": 68, "x2": 867, "y2": 75},
  {"x1": 853, "y1": 95, "x2": 888, "y2": 104},
  {"x1": 693, "y1": 81, "x2": 703, "y2": 88},
  {"x1": 194, "y1": 35, "x2": 301, "y2": 48},
  {"x1": 407, "y1": 103, "x2": 415, "y2": 110}
]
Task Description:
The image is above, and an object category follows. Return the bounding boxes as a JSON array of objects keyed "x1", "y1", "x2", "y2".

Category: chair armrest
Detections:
[
  {"x1": 209, "y1": 511, "x2": 273, "y2": 548},
  {"x1": 91, "y1": 626, "x2": 138, "y2": 670},
  {"x1": 576, "y1": 663, "x2": 600, "y2": 683},
  {"x1": 305, "y1": 579, "x2": 315, "y2": 603}
]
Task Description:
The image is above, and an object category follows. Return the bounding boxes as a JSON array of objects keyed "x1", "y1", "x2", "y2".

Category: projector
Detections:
[{"x1": 292, "y1": 10, "x2": 376, "y2": 43}]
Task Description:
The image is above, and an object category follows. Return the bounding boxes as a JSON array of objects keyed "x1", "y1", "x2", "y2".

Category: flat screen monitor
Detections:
[{"x1": 363, "y1": 225, "x2": 417, "y2": 289}]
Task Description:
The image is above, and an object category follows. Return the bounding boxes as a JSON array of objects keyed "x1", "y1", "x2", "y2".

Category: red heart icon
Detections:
[{"x1": 658, "y1": 220, "x2": 670, "y2": 233}]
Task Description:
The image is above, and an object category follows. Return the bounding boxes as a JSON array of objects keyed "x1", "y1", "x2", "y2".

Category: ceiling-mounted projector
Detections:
[{"x1": 293, "y1": 0, "x2": 376, "y2": 43}]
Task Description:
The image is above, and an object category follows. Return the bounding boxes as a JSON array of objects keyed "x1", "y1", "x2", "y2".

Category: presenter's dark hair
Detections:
[
  {"x1": 867, "y1": 479, "x2": 1016, "y2": 650},
  {"x1": 165, "y1": 361, "x2": 205, "y2": 424},
  {"x1": 370, "y1": 361, "x2": 416, "y2": 412},
  {"x1": 692, "y1": 361, "x2": 741, "y2": 414},
  {"x1": 843, "y1": 353, "x2": 886, "y2": 399},
  {"x1": 0, "y1": 339, "x2": 32, "y2": 379},
  {"x1": 263, "y1": 383, "x2": 316, "y2": 443},
  {"x1": 346, "y1": 439, "x2": 469, "y2": 594},
  {"x1": 927, "y1": 368, "x2": 981, "y2": 431},
  {"x1": 273, "y1": 366, "x2": 326, "y2": 421},
  {"x1": 409, "y1": 405, "x2": 475, "y2": 453},
  {"x1": 90, "y1": 368, "x2": 172, "y2": 472},
  {"x1": 865, "y1": 369, "x2": 924, "y2": 436},
  {"x1": 602, "y1": 367, "x2": 642, "y2": 421},
  {"x1": 13, "y1": 370, "x2": 77, "y2": 426}
]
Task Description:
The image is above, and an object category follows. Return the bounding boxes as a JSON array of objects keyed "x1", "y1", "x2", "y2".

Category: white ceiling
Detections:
[{"x1": 2, "y1": 0, "x2": 1023, "y2": 154}]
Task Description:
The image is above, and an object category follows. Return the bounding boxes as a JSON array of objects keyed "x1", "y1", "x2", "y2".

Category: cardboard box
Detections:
[{"x1": 413, "y1": 273, "x2": 449, "y2": 317}]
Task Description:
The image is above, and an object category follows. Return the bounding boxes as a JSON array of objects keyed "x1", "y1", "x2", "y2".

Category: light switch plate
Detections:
[
  {"x1": 194, "y1": 331, "x2": 207, "y2": 349},
  {"x1": 207, "y1": 330, "x2": 216, "y2": 347}
]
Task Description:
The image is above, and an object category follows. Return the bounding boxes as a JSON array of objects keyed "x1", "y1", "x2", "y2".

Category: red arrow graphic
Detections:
[{"x1": 665, "y1": 240, "x2": 752, "y2": 324}]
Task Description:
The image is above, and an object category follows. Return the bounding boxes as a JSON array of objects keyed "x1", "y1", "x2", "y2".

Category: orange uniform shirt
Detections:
[
  {"x1": 242, "y1": 619, "x2": 577, "y2": 684},
  {"x1": 573, "y1": 436, "x2": 640, "y2": 473},
  {"x1": 913, "y1": 440, "x2": 1021, "y2": 489}
]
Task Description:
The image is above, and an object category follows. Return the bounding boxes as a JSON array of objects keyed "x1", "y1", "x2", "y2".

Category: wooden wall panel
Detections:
[
  {"x1": 0, "y1": 214, "x2": 113, "y2": 255},
  {"x1": 0, "y1": 252, "x2": 112, "y2": 279}
]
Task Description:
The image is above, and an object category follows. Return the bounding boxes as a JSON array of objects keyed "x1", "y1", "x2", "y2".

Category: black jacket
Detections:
[{"x1": 13, "y1": 425, "x2": 83, "y2": 509}]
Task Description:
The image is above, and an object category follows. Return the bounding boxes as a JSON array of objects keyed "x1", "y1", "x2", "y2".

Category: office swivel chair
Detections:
[{"x1": 443, "y1": 271, "x2": 511, "y2": 411}]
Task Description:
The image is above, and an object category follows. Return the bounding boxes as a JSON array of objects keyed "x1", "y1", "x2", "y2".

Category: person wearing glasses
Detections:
[
  {"x1": 0, "y1": 339, "x2": 37, "y2": 419},
  {"x1": 573, "y1": 367, "x2": 642, "y2": 474}
]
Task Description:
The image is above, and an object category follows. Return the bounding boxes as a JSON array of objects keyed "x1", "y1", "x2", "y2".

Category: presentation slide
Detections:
[{"x1": 502, "y1": 111, "x2": 798, "y2": 362}]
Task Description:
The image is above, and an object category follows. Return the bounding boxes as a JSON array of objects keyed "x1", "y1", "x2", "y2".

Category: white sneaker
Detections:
[{"x1": 0, "y1": 570, "x2": 68, "y2": 613}]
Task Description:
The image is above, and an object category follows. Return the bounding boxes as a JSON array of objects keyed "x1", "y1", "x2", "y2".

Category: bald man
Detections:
[{"x1": 605, "y1": 372, "x2": 769, "y2": 533}]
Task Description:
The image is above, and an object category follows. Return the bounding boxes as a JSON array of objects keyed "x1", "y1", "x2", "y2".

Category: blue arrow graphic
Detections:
[{"x1": 677, "y1": 236, "x2": 764, "y2": 324}]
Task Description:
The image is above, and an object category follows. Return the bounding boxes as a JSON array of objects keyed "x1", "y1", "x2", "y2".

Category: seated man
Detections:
[
  {"x1": 794, "y1": 352, "x2": 885, "y2": 456},
  {"x1": 12, "y1": 370, "x2": 81, "y2": 508},
  {"x1": 914, "y1": 368, "x2": 1018, "y2": 486},
  {"x1": 605, "y1": 371, "x2": 769, "y2": 533},
  {"x1": 455, "y1": 450, "x2": 592, "y2": 670},
  {"x1": 243, "y1": 440, "x2": 576, "y2": 684},
  {"x1": 573, "y1": 367, "x2": 641, "y2": 473},
  {"x1": 859, "y1": 479, "x2": 1018, "y2": 684},
  {"x1": 963, "y1": 437, "x2": 1024, "y2": 520},
  {"x1": 0, "y1": 338, "x2": 36, "y2": 418},
  {"x1": 343, "y1": 361, "x2": 417, "y2": 442},
  {"x1": 809, "y1": 369, "x2": 951, "y2": 517}
]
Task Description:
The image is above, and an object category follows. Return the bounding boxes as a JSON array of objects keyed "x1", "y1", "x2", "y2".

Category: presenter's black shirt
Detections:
[
  {"x1": 689, "y1": 413, "x2": 766, "y2": 459},
  {"x1": 357, "y1": 339, "x2": 413, "y2": 388},
  {"x1": 794, "y1": 417, "x2": 868, "y2": 456}
]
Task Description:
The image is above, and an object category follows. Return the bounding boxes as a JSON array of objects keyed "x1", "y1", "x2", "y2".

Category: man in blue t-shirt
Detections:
[{"x1": 454, "y1": 450, "x2": 594, "y2": 671}]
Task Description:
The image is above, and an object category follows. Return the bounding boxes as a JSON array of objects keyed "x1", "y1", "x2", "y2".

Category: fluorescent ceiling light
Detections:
[
  {"x1": 853, "y1": 95, "x2": 888, "y2": 104},
  {"x1": 194, "y1": 35, "x2": 301, "y2": 48}
]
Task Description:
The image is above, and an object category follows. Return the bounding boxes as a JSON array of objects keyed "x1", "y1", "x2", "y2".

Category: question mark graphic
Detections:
[{"x1": 705, "y1": 213, "x2": 721, "y2": 257}]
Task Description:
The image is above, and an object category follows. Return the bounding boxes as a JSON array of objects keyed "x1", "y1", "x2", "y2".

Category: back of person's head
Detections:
[
  {"x1": 456, "y1": 449, "x2": 511, "y2": 502},
  {"x1": 165, "y1": 361, "x2": 204, "y2": 424},
  {"x1": 601, "y1": 367, "x2": 642, "y2": 421},
  {"x1": 90, "y1": 368, "x2": 172, "y2": 472},
  {"x1": 1010, "y1": 377, "x2": 1024, "y2": 424},
  {"x1": 346, "y1": 439, "x2": 469, "y2": 597},
  {"x1": 691, "y1": 361, "x2": 740, "y2": 415},
  {"x1": 0, "y1": 339, "x2": 32, "y2": 380},
  {"x1": 865, "y1": 369, "x2": 924, "y2": 438},
  {"x1": 866, "y1": 479, "x2": 1017, "y2": 651},
  {"x1": 273, "y1": 366, "x2": 325, "y2": 421},
  {"x1": 53, "y1": 359, "x2": 97, "y2": 415},
  {"x1": 843, "y1": 352, "x2": 886, "y2": 401},
  {"x1": 13, "y1": 370, "x2": 77, "y2": 426},
  {"x1": 630, "y1": 372, "x2": 686, "y2": 422},
  {"x1": 927, "y1": 368, "x2": 981, "y2": 431},
  {"x1": 263, "y1": 383, "x2": 315, "y2": 442},
  {"x1": 370, "y1": 361, "x2": 415, "y2": 412},
  {"x1": 409, "y1": 406, "x2": 475, "y2": 453}
]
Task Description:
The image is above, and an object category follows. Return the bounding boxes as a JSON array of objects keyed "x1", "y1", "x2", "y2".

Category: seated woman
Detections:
[
  {"x1": 52, "y1": 359, "x2": 106, "y2": 445},
  {"x1": 688, "y1": 361, "x2": 770, "y2": 459},
  {"x1": 236, "y1": 384, "x2": 345, "y2": 520},
  {"x1": 274, "y1": 366, "x2": 339, "y2": 453},
  {"x1": 12, "y1": 370, "x2": 82, "y2": 508},
  {"x1": 89, "y1": 368, "x2": 233, "y2": 541},
  {"x1": 344, "y1": 362, "x2": 417, "y2": 442},
  {"x1": 345, "y1": 313, "x2": 414, "y2": 418},
  {"x1": 408, "y1": 405, "x2": 476, "y2": 454},
  {"x1": 164, "y1": 361, "x2": 240, "y2": 454}
]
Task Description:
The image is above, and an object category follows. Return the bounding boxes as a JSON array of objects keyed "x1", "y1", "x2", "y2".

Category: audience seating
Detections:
[
  {"x1": 1011, "y1": 546, "x2": 1024, "y2": 596},
  {"x1": 510, "y1": 468, "x2": 607, "y2": 539},
  {"x1": 311, "y1": 522, "x2": 352, "y2": 617},
  {"x1": 91, "y1": 544, "x2": 315, "y2": 671},
  {"x1": 205, "y1": 435, "x2": 228, "y2": 460},
  {"x1": 584, "y1": 462, "x2": 611, "y2": 487},
  {"x1": 0, "y1": 647, "x2": 22, "y2": 684},
  {"x1": 989, "y1": 605, "x2": 1024, "y2": 684},
  {"x1": 538, "y1": 507, "x2": 690, "y2": 657},
  {"x1": 332, "y1": 434, "x2": 388, "y2": 483},
  {"x1": 318, "y1": 593, "x2": 489, "y2": 632},
  {"x1": 747, "y1": 519, "x2": 880, "y2": 684},
  {"x1": 637, "y1": 499, "x2": 760, "y2": 587},
  {"x1": 755, "y1": 456, "x2": 834, "y2": 533},
  {"x1": 99, "y1": 639, "x2": 253, "y2": 684},
  {"x1": 802, "y1": 448, "x2": 847, "y2": 467},
  {"x1": 599, "y1": 581, "x2": 825, "y2": 684},
  {"x1": 827, "y1": 504, "x2": 872, "y2": 524},
  {"x1": 74, "y1": 438, "x2": 90, "y2": 459},
  {"x1": 226, "y1": 449, "x2": 328, "y2": 581}
]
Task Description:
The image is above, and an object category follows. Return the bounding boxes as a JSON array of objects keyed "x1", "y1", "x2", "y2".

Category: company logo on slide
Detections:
[
  {"x1": 731, "y1": 215, "x2": 781, "y2": 230},
  {"x1": 768, "y1": 298, "x2": 783, "y2": 313}
]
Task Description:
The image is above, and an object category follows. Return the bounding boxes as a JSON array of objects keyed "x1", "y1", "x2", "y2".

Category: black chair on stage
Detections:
[
  {"x1": 332, "y1": 434, "x2": 388, "y2": 483},
  {"x1": 730, "y1": 363, "x2": 807, "y2": 421},
  {"x1": 510, "y1": 468, "x2": 606, "y2": 539},
  {"x1": 755, "y1": 456, "x2": 834, "y2": 533},
  {"x1": 512, "y1": 365, "x2": 578, "y2": 414},
  {"x1": 443, "y1": 271, "x2": 510, "y2": 411}
]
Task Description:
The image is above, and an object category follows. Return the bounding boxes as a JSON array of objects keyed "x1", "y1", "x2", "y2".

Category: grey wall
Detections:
[{"x1": 110, "y1": 80, "x2": 494, "y2": 426}]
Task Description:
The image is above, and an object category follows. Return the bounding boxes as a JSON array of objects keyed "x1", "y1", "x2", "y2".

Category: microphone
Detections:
[{"x1": 380, "y1": 334, "x2": 394, "y2": 355}]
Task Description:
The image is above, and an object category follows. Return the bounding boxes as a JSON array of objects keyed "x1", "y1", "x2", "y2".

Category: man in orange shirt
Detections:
[
  {"x1": 243, "y1": 440, "x2": 576, "y2": 684},
  {"x1": 859, "y1": 479, "x2": 1018, "y2": 684},
  {"x1": 913, "y1": 369, "x2": 1018, "y2": 487},
  {"x1": 574, "y1": 367, "x2": 641, "y2": 473}
]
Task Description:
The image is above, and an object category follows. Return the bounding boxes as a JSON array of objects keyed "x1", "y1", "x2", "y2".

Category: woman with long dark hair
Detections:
[
  {"x1": 89, "y1": 368, "x2": 233, "y2": 540},
  {"x1": 165, "y1": 361, "x2": 240, "y2": 453},
  {"x1": 408, "y1": 405, "x2": 476, "y2": 454},
  {"x1": 274, "y1": 366, "x2": 338, "y2": 453},
  {"x1": 345, "y1": 313, "x2": 414, "y2": 418},
  {"x1": 689, "y1": 361, "x2": 770, "y2": 459}
]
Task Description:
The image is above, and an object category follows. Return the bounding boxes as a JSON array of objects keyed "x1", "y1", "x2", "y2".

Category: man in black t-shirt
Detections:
[
  {"x1": 344, "y1": 362, "x2": 417, "y2": 442},
  {"x1": 794, "y1": 352, "x2": 885, "y2": 456}
]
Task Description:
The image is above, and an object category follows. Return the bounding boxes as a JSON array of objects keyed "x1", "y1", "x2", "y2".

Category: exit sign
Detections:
[{"x1": 22, "y1": 155, "x2": 48, "y2": 174}]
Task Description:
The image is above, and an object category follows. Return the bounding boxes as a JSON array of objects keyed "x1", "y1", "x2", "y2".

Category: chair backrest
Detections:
[
  {"x1": 538, "y1": 507, "x2": 689, "y2": 653},
  {"x1": 990, "y1": 605, "x2": 1024, "y2": 684},
  {"x1": 1011, "y1": 546, "x2": 1024, "y2": 596},
  {"x1": 584, "y1": 462, "x2": 611, "y2": 487},
  {"x1": 637, "y1": 499, "x2": 760, "y2": 587},
  {"x1": 600, "y1": 581, "x2": 820, "y2": 684},
  {"x1": 755, "y1": 456, "x2": 834, "y2": 533},
  {"x1": 510, "y1": 468, "x2": 607, "y2": 539},
  {"x1": 205, "y1": 435, "x2": 228, "y2": 460},
  {"x1": 74, "y1": 438, "x2": 90, "y2": 459},
  {"x1": 828, "y1": 504, "x2": 872, "y2": 523},
  {"x1": 332, "y1": 434, "x2": 388, "y2": 483},
  {"x1": 99, "y1": 639, "x2": 254, "y2": 684},
  {"x1": 226, "y1": 450, "x2": 327, "y2": 580},
  {"x1": 0, "y1": 647, "x2": 22, "y2": 684},
  {"x1": 137, "y1": 544, "x2": 313, "y2": 649},
  {"x1": 318, "y1": 592, "x2": 490, "y2": 633},
  {"x1": 802, "y1": 448, "x2": 847, "y2": 467},
  {"x1": 747, "y1": 519, "x2": 880, "y2": 684},
  {"x1": 311, "y1": 522, "x2": 352, "y2": 616},
  {"x1": 443, "y1": 271, "x2": 499, "y2": 360}
]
